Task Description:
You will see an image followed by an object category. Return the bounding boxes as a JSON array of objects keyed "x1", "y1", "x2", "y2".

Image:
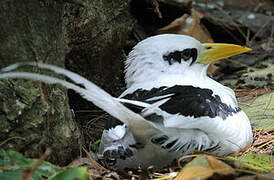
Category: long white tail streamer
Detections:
[
  {"x1": 2, "y1": 62, "x2": 105, "y2": 91},
  {"x1": 0, "y1": 63, "x2": 161, "y2": 134},
  {"x1": 1, "y1": 62, "x2": 167, "y2": 113}
]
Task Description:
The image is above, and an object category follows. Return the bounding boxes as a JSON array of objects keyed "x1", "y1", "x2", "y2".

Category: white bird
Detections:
[{"x1": 0, "y1": 34, "x2": 253, "y2": 170}]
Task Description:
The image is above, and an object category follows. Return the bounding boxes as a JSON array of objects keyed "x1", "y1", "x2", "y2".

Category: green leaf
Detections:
[
  {"x1": 183, "y1": 155, "x2": 210, "y2": 168},
  {"x1": 240, "y1": 92, "x2": 274, "y2": 129},
  {"x1": 241, "y1": 66, "x2": 274, "y2": 87},
  {"x1": 0, "y1": 149, "x2": 89, "y2": 180},
  {"x1": 231, "y1": 154, "x2": 273, "y2": 173},
  {"x1": 0, "y1": 148, "x2": 32, "y2": 166},
  {"x1": 51, "y1": 167, "x2": 88, "y2": 180},
  {"x1": 0, "y1": 149, "x2": 62, "y2": 180},
  {"x1": 175, "y1": 155, "x2": 234, "y2": 180},
  {"x1": 90, "y1": 139, "x2": 101, "y2": 152},
  {"x1": 0, "y1": 169, "x2": 23, "y2": 180}
]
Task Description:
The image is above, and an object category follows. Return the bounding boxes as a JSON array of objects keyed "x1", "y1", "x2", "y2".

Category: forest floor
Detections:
[
  {"x1": 0, "y1": 0, "x2": 273, "y2": 179},
  {"x1": 73, "y1": 0, "x2": 274, "y2": 179}
]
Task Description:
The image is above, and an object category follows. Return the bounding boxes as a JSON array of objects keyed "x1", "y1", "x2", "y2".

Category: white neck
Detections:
[{"x1": 125, "y1": 60, "x2": 209, "y2": 88}]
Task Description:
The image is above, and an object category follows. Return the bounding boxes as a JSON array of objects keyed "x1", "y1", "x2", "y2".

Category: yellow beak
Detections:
[{"x1": 196, "y1": 43, "x2": 251, "y2": 64}]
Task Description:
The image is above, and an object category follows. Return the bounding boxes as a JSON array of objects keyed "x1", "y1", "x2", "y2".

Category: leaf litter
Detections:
[
  {"x1": 74, "y1": 0, "x2": 274, "y2": 179},
  {"x1": 1, "y1": 0, "x2": 274, "y2": 179}
]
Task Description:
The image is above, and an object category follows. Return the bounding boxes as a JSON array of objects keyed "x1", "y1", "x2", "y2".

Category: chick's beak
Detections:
[{"x1": 196, "y1": 43, "x2": 251, "y2": 64}]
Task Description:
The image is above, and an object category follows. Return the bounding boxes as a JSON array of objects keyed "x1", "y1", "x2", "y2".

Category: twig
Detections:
[
  {"x1": 257, "y1": 140, "x2": 274, "y2": 149},
  {"x1": 213, "y1": 3, "x2": 247, "y2": 40},
  {"x1": 246, "y1": 28, "x2": 250, "y2": 46},
  {"x1": 250, "y1": 18, "x2": 272, "y2": 45},
  {"x1": 22, "y1": 148, "x2": 51, "y2": 180},
  {"x1": 153, "y1": 172, "x2": 165, "y2": 177},
  {"x1": 152, "y1": 0, "x2": 163, "y2": 18},
  {"x1": 262, "y1": 93, "x2": 272, "y2": 115},
  {"x1": 248, "y1": 90, "x2": 258, "y2": 106},
  {"x1": 82, "y1": 147, "x2": 110, "y2": 173},
  {"x1": 255, "y1": 127, "x2": 274, "y2": 131},
  {"x1": 154, "y1": 172, "x2": 177, "y2": 180},
  {"x1": 87, "y1": 113, "x2": 108, "y2": 126},
  {"x1": 270, "y1": 19, "x2": 274, "y2": 48},
  {"x1": 178, "y1": 154, "x2": 198, "y2": 168},
  {"x1": 0, "y1": 137, "x2": 25, "y2": 147},
  {"x1": 131, "y1": 174, "x2": 140, "y2": 178},
  {"x1": 212, "y1": 18, "x2": 243, "y2": 44},
  {"x1": 226, "y1": 59, "x2": 257, "y2": 71}
]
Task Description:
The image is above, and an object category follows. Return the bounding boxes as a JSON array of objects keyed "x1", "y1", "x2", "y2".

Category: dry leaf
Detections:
[
  {"x1": 206, "y1": 155, "x2": 234, "y2": 175},
  {"x1": 157, "y1": 8, "x2": 213, "y2": 43},
  {"x1": 175, "y1": 155, "x2": 234, "y2": 180},
  {"x1": 157, "y1": 8, "x2": 218, "y2": 75},
  {"x1": 175, "y1": 166, "x2": 213, "y2": 180}
]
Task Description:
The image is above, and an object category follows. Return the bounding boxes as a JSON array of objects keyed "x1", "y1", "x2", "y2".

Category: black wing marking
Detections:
[{"x1": 122, "y1": 85, "x2": 240, "y2": 120}]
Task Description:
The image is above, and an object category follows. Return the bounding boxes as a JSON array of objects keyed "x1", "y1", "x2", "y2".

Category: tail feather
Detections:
[
  {"x1": 2, "y1": 62, "x2": 101, "y2": 91},
  {"x1": 0, "y1": 63, "x2": 156, "y2": 132}
]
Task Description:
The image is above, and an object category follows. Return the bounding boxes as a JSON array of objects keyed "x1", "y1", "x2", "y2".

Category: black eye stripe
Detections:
[
  {"x1": 190, "y1": 48, "x2": 198, "y2": 65},
  {"x1": 163, "y1": 48, "x2": 198, "y2": 65}
]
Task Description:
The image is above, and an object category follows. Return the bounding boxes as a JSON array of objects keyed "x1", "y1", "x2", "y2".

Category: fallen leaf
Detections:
[
  {"x1": 157, "y1": 9, "x2": 213, "y2": 43},
  {"x1": 175, "y1": 166, "x2": 213, "y2": 180},
  {"x1": 51, "y1": 167, "x2": 88, "y2": 180},
  {"x1": 175, "y1": 155, "x2": 234, "y2": 180},
  {"x1": 157, "y1": 8, "x2": 218, "y2": 75},
  {"x1": 240, "y1": 92, "x2": 274, "y2": 130},
  {"x1": 231, "y1": 154, "x2": 274, "y2": 173},
  {"x1": 206, "y1": 155, "x2": 234, "y2": 175}
]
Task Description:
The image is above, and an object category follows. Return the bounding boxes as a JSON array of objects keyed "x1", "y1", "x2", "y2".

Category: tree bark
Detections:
[
  {"x1": 0, "y1": 0, "x2": 135, "y2": 165},
  {"x1": 65, "y1": 0, "x2": 135, "y2": 141},
  {"x1": 0, "y1": 0, "x2": 80, "y2": 165}
]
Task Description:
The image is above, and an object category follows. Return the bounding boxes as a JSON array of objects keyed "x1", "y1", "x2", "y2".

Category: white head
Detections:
[{"x1": 124, "y1": 34, "x2": 250, "y2": 87}]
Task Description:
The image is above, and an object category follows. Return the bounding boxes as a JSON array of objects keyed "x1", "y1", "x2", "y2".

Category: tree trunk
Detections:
[
  {"x1": 0, "y1": 0, "x2": 135, "y2": 165},
  {"x1": 0, "y1": 0, "x2": 80, "y2": 165},
  {"x1": 65, "y1": 0, "x2": 134, "y2": 141}
]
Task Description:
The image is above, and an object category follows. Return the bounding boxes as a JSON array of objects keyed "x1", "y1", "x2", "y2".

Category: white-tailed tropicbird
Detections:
[{"x1": 0, "y1": 34, "x2": 253, "y2": 170}]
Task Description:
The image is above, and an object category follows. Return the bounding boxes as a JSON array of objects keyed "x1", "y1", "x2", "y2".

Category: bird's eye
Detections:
[{"x1": 163, "y1": 48, "x2": 198, "y2": 65}]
